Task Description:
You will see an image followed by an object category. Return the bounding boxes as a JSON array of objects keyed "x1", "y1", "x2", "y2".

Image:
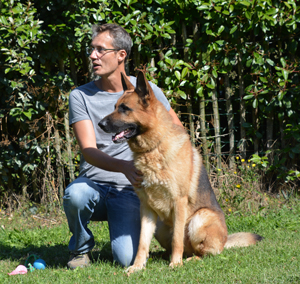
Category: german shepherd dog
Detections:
[{"x1": 99, "y1": 71, "x2": 262, "y2": 274}]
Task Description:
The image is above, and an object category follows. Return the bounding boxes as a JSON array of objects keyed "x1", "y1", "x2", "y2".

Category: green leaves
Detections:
[
  {"x1": 144, "y1": 23, "x2": 153, "y2": 32},
  {"x1": 0, "y1": 0, "x2": 299, "y2": 202},
  {"x1": 243, "y1": 95, "x2": 254, "y2": 100},
  {"x1": 282, "y1": 69, "x2": 289, "y2": 81},
  {"x1": 240, "y1": 1, "x2": 251, "y2": 7},
  {"x1": 280, "y1": 57, "x2": 287, "y2": 68},
  {"x1": 252, "y1": 98, "x2": 258, "y2": 108},
  {"x1": 277, "y1": 91, "x2": 285, "y2": 101},
  {"x1": 230, "y1": 25, "x2": 238, "y2": 34},
  {"x1": 217, "y1": 25, "x2": 225, "y2": 35},
  {"x1": 175, "y1": 70, "x2": 181, "y2": 81},
  {"x1": 266, "y1": 58, "x2": 275, "y2": 66},
  {"x1": 207, "y1": 77, "x2": 216, "y2": 89}
]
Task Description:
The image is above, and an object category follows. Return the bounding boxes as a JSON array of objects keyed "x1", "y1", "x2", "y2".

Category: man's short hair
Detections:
[{"x1": 92, "y1": 23, "x2": 132, "y2": 63}]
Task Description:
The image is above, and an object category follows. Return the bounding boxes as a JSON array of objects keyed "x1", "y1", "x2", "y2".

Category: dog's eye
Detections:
[{"x1": 118, "y1": 103, "x2": 132, "y2": 113}]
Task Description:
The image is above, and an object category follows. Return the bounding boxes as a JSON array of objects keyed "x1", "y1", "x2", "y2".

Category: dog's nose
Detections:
[{"x1": 98, "y1": 118, "x2": 107, "y2": 131}]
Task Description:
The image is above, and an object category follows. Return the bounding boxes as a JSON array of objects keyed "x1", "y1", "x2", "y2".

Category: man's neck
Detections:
[{"x1": 94, "y1": 72, "x2": 130, "y2": 93}]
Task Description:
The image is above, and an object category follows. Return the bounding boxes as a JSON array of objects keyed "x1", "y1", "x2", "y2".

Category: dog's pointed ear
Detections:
[
  {"x1": 135, "y1": 71, "x2": 151, "y2": 106},
  {"x1": 121, "y1": 72, "x2": 135, "y2": 91},
  {"x1": 136, "y1": 71, "x2": 149, "y2": 95}
]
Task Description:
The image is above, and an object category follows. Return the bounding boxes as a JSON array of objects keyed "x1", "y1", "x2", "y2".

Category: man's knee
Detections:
[
  {"x1": 111, "y1": 238, "x2": 137, "y2": 267},
  {"x1": 63, "y1": 177, "x2": 100, "y2": 210},
  {"x1": 113, "y1": 249, "x2": 135, "y2": 267}
]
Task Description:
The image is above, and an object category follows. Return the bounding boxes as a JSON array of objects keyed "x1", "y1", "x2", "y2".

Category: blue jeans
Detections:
[{"x1": 63, "y1": 177, "x2": 141, "y2": 267}]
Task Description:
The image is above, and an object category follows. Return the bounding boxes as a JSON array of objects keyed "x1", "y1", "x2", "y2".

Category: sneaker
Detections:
[{"x1": 67, "y1": 252, "x2": 92, "y2": 269}]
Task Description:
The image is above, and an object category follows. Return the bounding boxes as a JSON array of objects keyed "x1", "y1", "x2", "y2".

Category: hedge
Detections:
[{"x1": 0, "y1": 0, "x2": 299, "y2": 206}]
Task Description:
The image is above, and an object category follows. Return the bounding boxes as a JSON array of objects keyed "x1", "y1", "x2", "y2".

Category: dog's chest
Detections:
[
  {"x1": 135, "y1": 157, "x2": 175, "y2": 221},
  {"x1": 136, "y1": 156, "x2": 172, "y2": 192},
  {"x1": 137, "y1": 182, "x2": 174, "y2": 222}
]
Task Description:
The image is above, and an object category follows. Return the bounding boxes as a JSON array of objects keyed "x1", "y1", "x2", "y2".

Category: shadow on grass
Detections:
[
  {"x1": 0, "y1": 243, "x2": 69, "y2": 268},
  {"x1": 0, "y1": 241, "x2": 118, "y2": 268},
  {"x1": 91, "y1": 242, "x2": 167, "y2": 265},
  {"x1": 90, "y1": 241, "x2": 114, "y2": 265}
]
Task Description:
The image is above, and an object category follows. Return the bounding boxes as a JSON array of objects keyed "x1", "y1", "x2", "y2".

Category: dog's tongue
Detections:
[{"x1": 112, "y1": 129, "x2": 130, "y2": 142}]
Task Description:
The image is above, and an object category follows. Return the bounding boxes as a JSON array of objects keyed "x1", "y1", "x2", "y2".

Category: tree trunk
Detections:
[
  {"x1": 278, "y1": 31, "x2": 285, "y2": 149},
  {"x1": 224, "y1": 74, "x2": 235, "y2": 168},
  {"x1": 279, "y1": 118, "x2": 285, "y2": 149},
  {"x1": 42, "y1": 112, "x2": 53, "y2": 204},
  {"x1": 148, "y1": 42, "x2": 155, "y2": 77},
  {"x1": 237, "y1": 44, "x2": 246, "y2": 159},
  {"x1": 86, "y1": 53, "x2": 96, "y2": 81},
  {"x1": 133, "y1": 45, "x2": 140, "y2": 71},
  {"x1": 212, "y1": 80, "x2": 221, "y2": 170},
  {"x1": 58, "y1": 58, "x2": 64, "y2": 73},
  {"x1": 32, "y1": 169, "x2": 39, "y2": 202},
  {"x1": 182, "y1": 22, "x2": 195, "y2": 145},
  {"x1": 200, "y1": 96, "x2": 209, "y2": 172},
  {"x1": 70, "y1": 55, "x2": 77, "y2": 86},
  {"x1": 20, "y1": 169, "x2": 27, "y2": 199},
  {"x1": 158, "y1": 42, "x2": 164, "y2": 62},
  {"x1": 252, "y1": 107, "x2": 259, "y2": 154},
  {"x1": 81, "y1": 50, "x2": 90, "y2": 83},
  {"x1": 54, "y1": 127, "x2": 64, "y2": 204},
  {"x1": 187, "y1": 98, "x2": 195, "y2": 146},
  {"x1": 266, "y1": 109, "x2": 274, "y2": 150},
  {"x1": 7, "y1": 173, "x2": 13, "y2": 191},
  {"x1": 64, "y1": 112, "x2": 75, "y2": 183}
]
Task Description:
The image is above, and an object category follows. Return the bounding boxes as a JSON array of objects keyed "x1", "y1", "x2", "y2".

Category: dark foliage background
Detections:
[{"x1": 0, "y1": 0, "x2": 299, "y2": 208}]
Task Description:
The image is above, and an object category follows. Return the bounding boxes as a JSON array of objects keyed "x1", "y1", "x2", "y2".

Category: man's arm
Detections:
[
  {"x1": 72, "y1": 119, "x2": 143, "y2": 187},
  {"x1": 169, "y1": 108, "x2": 184, "y2": 128}
]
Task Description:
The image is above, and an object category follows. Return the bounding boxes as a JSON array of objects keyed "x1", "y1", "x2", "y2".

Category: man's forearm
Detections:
[{"x1": 82, "y1": 147, "x2": 127, "y2": 173}]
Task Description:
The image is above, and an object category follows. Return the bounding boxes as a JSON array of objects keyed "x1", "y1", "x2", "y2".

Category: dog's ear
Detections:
[
  {"x1": 121, "y1": 72, "x2": 135, "y2": 91},
  {"x1": 136, "y1": 71, "x2": 151, "y2": 106}
]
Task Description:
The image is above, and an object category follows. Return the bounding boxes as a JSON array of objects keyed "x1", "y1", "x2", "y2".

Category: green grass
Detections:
[{"x1": 0, "y1": 203, "x2": 299, "y2": 284}]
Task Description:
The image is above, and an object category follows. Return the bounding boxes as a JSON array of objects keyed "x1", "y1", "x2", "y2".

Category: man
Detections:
[{"x1": 63, "y1": 23, "x2": 182, "y2": 269}]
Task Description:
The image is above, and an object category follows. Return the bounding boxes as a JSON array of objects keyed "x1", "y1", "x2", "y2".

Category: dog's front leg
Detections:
[
  {"x1": 169, "y1": 196, "x2": 188, "y2": 267},
  {"x1": 126, "y1": 203, "x2": 157, "y2": 275}
]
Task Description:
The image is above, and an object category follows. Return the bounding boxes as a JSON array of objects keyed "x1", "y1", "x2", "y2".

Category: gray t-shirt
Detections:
[{"x1": 69, "y1": 76, "x2": 171, "y2": 189}]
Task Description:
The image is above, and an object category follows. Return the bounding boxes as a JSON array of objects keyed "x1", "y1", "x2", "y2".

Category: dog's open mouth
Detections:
[{"x1": 112, "y1": 128, "x2": 136, "y2": 143}]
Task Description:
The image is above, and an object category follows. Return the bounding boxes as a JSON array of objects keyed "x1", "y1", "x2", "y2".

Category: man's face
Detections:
[{"x1": 90, "y1": 31, "x2": 121, "y2": 78}]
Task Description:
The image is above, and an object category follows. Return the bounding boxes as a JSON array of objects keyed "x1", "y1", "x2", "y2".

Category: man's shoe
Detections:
[{"x1": 67, "y1": 252, "x2": 92, "y2": 269}]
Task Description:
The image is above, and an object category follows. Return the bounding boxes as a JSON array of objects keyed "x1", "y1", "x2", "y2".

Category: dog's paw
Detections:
[
  {"x1": 185, "y1": 256, "x2": 200, "y2": 262},
  {"x1": 169, "y1": 259, "x2": 183, "y2": 268},
  {"x1": 125, "y1": 265, "x2": 145, "y2": 276}
]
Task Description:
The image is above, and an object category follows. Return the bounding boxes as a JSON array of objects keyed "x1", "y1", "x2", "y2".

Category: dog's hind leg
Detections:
[
  {"x1": 187, "y1": 208, "x2": 227, "y2": 257},
  {"x1": 126, "y1": 204, "x2": 157, "y2": 275}
]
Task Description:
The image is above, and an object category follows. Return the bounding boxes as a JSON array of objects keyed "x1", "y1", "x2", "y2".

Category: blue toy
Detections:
[
  {"x1": 25, "y1": 254, "x2": 46, "y2": 271},
  {"x1": 33, "y1": 259, "x2": 46, "y2": 270}
]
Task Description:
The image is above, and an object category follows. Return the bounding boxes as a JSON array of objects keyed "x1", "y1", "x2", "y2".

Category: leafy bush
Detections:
[{"x1": 0, "y1": 0, "x2": 299, "y2": 208}]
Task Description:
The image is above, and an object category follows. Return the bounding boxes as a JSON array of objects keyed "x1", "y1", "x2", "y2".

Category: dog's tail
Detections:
[{"x1": 224, "y1": 232, "x2": 263, "y2": 249}]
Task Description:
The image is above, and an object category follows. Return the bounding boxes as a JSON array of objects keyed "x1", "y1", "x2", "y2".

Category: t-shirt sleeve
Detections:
[
  {"x1": 148, "y1": 81, "x2": 171, "y2": 112},
  {"x1": 69, "y1": 89, "x2": 90, "y2": 125}
]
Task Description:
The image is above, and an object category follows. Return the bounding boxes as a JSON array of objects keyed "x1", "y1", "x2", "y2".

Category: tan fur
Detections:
[
  {"x1": 224, "y1": 232, "x2": 263, "y2": 249},
  {"x1": 99, "y1": 71, "x2": 263, "y2": 274}
]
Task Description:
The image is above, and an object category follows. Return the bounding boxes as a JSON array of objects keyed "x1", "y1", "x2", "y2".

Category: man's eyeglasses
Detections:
[{"x1": 86, "y1": 46, "x2": 119, "y2": 57}]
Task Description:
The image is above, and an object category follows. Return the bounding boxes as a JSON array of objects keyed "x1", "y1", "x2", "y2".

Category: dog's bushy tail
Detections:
[{"x1": 224, "y1": 232, "x2": 263, "y2": 249}]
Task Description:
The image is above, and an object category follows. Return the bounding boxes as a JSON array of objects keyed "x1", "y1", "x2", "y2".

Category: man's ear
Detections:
[
  {"x1": 121, "y1": 72, "x2": 135, "y2": 91},
  {"x1": 118, "y1": 49, "x2": 127, "y2": 63},
  {"x1": 135, "y1": 71, "x2": 151, "y2": 104}
]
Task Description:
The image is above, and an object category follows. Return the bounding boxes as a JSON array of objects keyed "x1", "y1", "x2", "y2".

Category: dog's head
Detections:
[{"x1": 98, "y1": 71, "x2": 156, "y2": 143}]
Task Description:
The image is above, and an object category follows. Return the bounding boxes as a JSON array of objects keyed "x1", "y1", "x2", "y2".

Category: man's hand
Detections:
[{"x1": 120, "y1": 160, "x2": 143, "y2": 187}]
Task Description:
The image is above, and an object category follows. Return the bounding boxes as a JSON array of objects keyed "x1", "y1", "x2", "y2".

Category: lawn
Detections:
[{"x1": 0, "y1": 203, "x2": 299, "y2": 283}]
